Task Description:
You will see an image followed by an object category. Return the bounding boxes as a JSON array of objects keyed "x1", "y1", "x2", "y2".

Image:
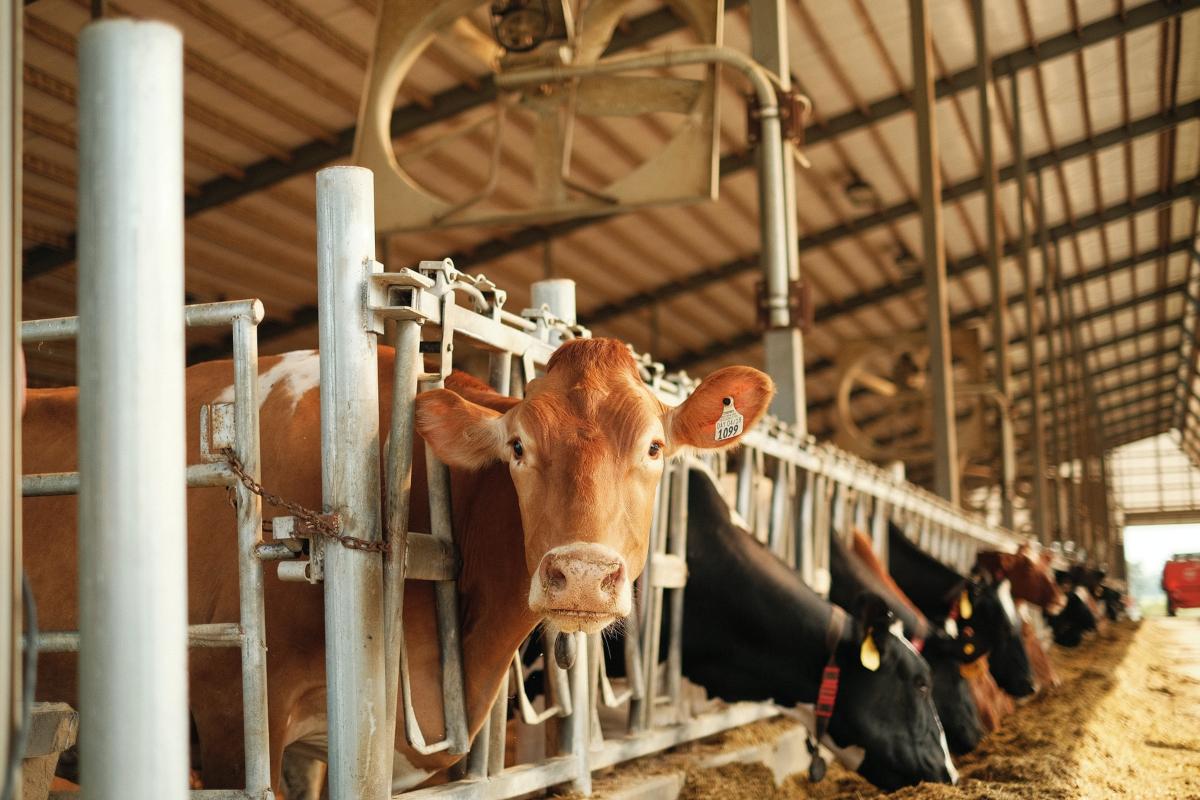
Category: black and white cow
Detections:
[
  {"x1": 680, "y1": 469, "x2": 957, "y2": 790},
  {"x1": 829, "y1": 534, "x2": 984, "y2": 755},
  {"x1": 887, "y1": 524, "x2": 1035, "y2": 698},
  {"x1": 1048, "y1": 567, "x2": 1099, "y2": 646}
]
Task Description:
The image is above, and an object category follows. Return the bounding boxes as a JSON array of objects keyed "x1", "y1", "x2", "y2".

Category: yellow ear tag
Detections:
[
  {"x1": 959, "y1": 591, "x2": 973, "y2": 620},
  {"x1": 860, "y1": 632, "x2": 881, "y2": 672},
  {"x1": 963, "y1": 642, "x2": 976, "y2": 656}
]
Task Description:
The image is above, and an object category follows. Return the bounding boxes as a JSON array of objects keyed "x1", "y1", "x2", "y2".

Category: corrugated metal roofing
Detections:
[{"x1": 18, "y1": 0, "x2": 1200, "y2": 501}]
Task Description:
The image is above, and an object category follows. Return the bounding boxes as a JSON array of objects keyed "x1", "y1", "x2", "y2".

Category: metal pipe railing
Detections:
[{"x1": 76, "y1": 18, "x2": 191, "y2": 799}]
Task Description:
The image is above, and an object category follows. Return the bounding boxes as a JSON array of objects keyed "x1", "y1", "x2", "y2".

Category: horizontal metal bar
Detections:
[
  {"x1": 590, "y1": 702, "x2": 780, "y2": 770},
  {"x1": 23, "y1": 462, "x2": 234, "y2": 496},
  {"x1": 398, "y1": 755, "x2": 579, "y2": 800},
  {"x1": 22, "y1": 299, "x2": 265, "y2": 343},
  {"x1": 650, "y1": 552, "x2": 688, "y2": 589},
  {"x1": 1122, "y1": 510, "x2": 1200, "y2": 525},
  {"x1": 50, "y1": 792, "x2": 258, "y2": 799},
  {"x1": 37, "y1": 623, "x2": 243, "y2": 653}
]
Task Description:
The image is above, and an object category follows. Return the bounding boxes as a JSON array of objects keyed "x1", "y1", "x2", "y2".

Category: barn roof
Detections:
[{"x1": 19, "y1": 0, "x2": 1200, "y2": 498}]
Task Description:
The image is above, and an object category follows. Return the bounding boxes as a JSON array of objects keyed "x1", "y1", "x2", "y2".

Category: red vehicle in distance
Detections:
[{"x1": 1162, "y1": 554, "x2": 1200, "y2": 616}]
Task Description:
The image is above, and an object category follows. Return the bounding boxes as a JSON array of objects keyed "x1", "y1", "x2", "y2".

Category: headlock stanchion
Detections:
[
  {"x1": 76, "y1": 19, "x2": 190, "y2": 799},
  {"x1": 22, "y1": 154, "x2": 1032, "y2": 798}
]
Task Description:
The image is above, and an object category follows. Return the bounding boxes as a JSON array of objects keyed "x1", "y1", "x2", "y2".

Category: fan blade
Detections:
[
  {"x1": 852, "y1": 369, "x2": 900, "y2": 398},
  {"x1": 442, "y1": 16, "x2": 502, "y2": 72},
  {"x1": 573, "y1": 75, "x2": 704, "y2": 116}
]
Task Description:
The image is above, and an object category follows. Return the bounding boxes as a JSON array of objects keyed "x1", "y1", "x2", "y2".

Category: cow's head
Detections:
[
  {"x1": 945, "y1": 575, "x2": 1034, "y2": 698},
  {"x1": 830, "y1": 595, "x2": 958, "y2": 790},
  {"x1": 977, "y1": 546, "x2": 1066, "y2": 615},
  {"x1": 921, "y1": 631, "x2": 984, "y2": 755},
  {"x1": 416, "y1": 338, "x2": 772, "y2": 633}
]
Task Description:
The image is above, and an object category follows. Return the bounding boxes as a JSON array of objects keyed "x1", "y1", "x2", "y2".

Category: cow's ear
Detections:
[
  {"x1": 666, "y1": 366, "x2": 774, "y2": 451},
  {"x1": 852, "y1": 592, "x2": 895, "y2": 670},
  {"x1": 415, "y1": 389, "x2": 507, "y2": 469}
]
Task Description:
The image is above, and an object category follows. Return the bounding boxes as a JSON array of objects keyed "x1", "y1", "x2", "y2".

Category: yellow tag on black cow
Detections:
[
  {"x1": 860, "y1": 634, "x2": 880, "y2": 672},
  {"x1": 959, "y1": 591, "x2": 973, "y2": 620}
]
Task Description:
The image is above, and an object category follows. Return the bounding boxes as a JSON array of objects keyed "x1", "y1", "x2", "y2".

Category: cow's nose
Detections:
[
  {"x1": 540, "y1": 549, "x2": 625, "y2": 605},
  {"x1": 530, "y1": 543, "x2": 630, "y2": 629}
]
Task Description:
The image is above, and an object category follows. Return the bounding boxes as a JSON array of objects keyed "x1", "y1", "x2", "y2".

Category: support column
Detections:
[
  {"x1": 751, "y1": 0, "x2": 807, "y2": 431},
  {"x1": 975, "y1": 0, "x2": 1016, "y2": 528},
  {"x1": 910, "y1": 0, "x2": 959, "y2": 504},
  {"x1": 1009, "y1": 69, "x2": 1049, "y2": 542},
  {"x1": 317, "y1": 166, "x2": 389, "y2": 800},
  {"x1": 0, "y1": 0, "x2": 19, "y2": 790},
  {"x1": 1035, "y1": 170, "x2": 1065, "y2": 543},
  {"x1": 77, "y1": 20, "x2": 190, "y2": 799}
]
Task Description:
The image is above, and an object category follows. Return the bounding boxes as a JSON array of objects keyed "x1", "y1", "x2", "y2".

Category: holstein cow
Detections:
[
  {"x1": 680, "y1": 468, "x2": 957, "y2": 790},
  {"x1": 23, "y1": 338, "x2": 773, "y2": 791},
  {"x1": 1049, "y1": 565, "x2": 1100, "y2": 646},
  {"x1": 887, "y1": 524, "x2": 1035, "y2": 699},
  {"x1": 829, "y1": 531, "x2": 984, "y2": 755}
]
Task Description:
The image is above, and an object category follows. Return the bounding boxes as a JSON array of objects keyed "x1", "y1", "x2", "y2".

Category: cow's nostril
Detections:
[
  {"x1": 544, "y1": 564, "x2": 567, "y2": 592},
  {"x1": 601, "y1": 563, "x2": 624, "y2": 594}
]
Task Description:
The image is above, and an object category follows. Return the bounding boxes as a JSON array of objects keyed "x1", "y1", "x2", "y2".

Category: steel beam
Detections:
[
  {"x1": 910, "y1": 0, "x2": 958, "y2": 504},
  {"x1": 667, "y1": 184, "x2": 1198, "y2": 374},
  {"x1": 977, "y1": 0, "x2": 1016, "y2": 527},
  {"x1": 77, "y1": 19, "x2": 190, "y2": 798},
  {"x1": 27, "y1": 3, "x2": 1191, "y2": 285},
  {"x1": 587, "y1": 102, "x2": 1200, "y2": 328}
]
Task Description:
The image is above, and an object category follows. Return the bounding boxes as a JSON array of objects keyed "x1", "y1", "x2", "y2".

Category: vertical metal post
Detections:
[
  {"x1": 77, "y1": 20, "x2": 189, "y2": 799},
  {"x1": 910, "y1": 0, "x2": 960, "y2": 504},
  {"x1": 975, "y1": 0, "x2": 1015, "y2": 529},
  {"x1": 316, "y1": 166, "x2": 389, "y2": 800},
  {"x1": 665, "y1": 464, "x2": 688, "y2": 715},
  {"x1": 383, "y1": 318, "x2": 423, "y2": 782},
  {"x1": 1037, "y1": 170, "x2": 1066, "y2": 543},
  {"x1": 751, "y1": 0, "x2": 807, "y2": 430},
  {"x1": 1010, "y1": 71, "x2": 1049, "y2": 543},
  {"x1": 558, "y1": 632, "x2": 591, "y2": 794},
  {"x1": 232, "y1": 309, "x2": 272, "y2": 794},
  {"x1": 1051, "y1": 240, "x2": 1082, "y2": 550},
  {"x1": 0, "y1": 0, "x2": 18, "y2": 791}
]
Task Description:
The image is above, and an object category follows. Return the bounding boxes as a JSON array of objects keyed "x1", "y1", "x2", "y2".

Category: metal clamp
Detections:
[
  {"x1": 199, "y1": 402, "x2": 236, "y2": 463},
  {"x1": 755, "y1": 278, "x2": 812, "y2": 332}
]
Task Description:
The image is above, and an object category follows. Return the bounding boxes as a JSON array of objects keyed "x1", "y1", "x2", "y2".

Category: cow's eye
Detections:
[
  {"x1": 511, "y1": 439, "x2": 524, "y2": 459},
  {"x1": 648, "y1": 441, "x2": 664, "y2": 458}
]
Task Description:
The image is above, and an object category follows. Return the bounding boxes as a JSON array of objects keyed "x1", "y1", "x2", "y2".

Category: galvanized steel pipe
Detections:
[
  {"x1": 77, "y1": 19, "x2": 190, "y2": 799},
  {"x1": 316, "y1": 166, "x2": 389, "y2": 800}
]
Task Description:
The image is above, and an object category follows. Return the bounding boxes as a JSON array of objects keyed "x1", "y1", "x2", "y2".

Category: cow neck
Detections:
[
  {"x1": 830, "y1": 534, "x2": 929, "y2": 644},
  {"x1": 684, "y1": 473, "x2": 851, "y2": 705},
  {"x1": 886, "y1": 523, "x2": 966, "y2": 619},
  {"x1": 448, "y1": 461, "x2": 541, "y2": 736}
]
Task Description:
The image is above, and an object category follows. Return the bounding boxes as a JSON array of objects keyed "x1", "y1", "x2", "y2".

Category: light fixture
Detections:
[
  {"x1": 844, "y1": 171, "x2": 878, "y2": 209},
  {"x1": 490, "y1": 0, "x2": 570, "y2": 53}
]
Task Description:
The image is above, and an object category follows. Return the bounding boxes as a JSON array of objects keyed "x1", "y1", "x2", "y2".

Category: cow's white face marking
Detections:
[
  {"x1": 888, "y1": 618, "x2": 906, "y2": 640},
  {"x1": 997, "y1": 579, "x2": 1019, "y2": 628},
  {"x1": 943, "y1": 617, "x2": 959, "y2": 638},
  {"x1": 215, "y1": 349, "x2": 320, "y2": 412}
]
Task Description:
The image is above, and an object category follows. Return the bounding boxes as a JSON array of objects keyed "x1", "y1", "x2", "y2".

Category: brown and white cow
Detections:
[
  {"x1": 23, "y1": 338, "x2": 772, "y2": 791},
  {"x1": 976, "y1": 545, "x2": 1066, "y2": 691}
]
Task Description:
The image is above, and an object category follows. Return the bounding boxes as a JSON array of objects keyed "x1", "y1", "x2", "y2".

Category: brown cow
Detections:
[
  {"x1": 23, "y1": 338, "x2": 772, "y2": 791},
  {"x1": 976, "y1": 545, "x2": 1065, "y2": 691}
]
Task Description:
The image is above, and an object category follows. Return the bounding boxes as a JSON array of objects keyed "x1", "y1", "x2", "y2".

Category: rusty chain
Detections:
[{"x1": 222, "y1": 448, "x2": 390, "y2": 554}]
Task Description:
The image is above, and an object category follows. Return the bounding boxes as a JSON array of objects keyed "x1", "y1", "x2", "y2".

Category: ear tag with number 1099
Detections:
[{"x1": 715, "y1": 396, "x2": 744, "y2": 442}]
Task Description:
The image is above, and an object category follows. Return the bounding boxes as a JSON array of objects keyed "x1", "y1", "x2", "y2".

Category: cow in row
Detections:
[
  {"x1": 829, "y1": 530, "x2": 983, "y2": 755},
  {"x1": 23, "y1": 338, "x2": 774, "y2": 791},
  {"x1": 678, "y1": 467, "x2": 958, "y2": 790},
  {"x1": 887, "y1": 523, "x2": 1035, "y2": 699}
]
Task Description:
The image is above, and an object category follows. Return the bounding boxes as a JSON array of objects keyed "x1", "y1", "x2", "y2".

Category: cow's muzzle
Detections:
[{"x1": 529, "y1": 543, "x2": 630, "y2": 634}]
